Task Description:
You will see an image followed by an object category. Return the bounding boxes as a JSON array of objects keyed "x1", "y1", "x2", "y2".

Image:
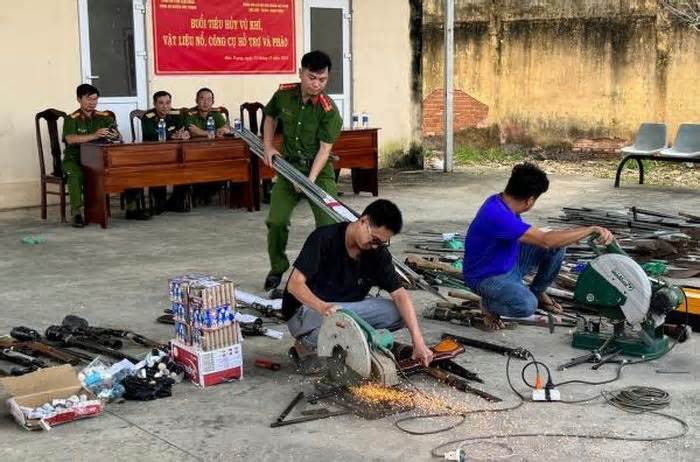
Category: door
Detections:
[
  {"x1": 304, "y1": 0, "x2": 351, "y2": 128},
  {"x1": 78, "y1": 0, "x2": 147, "y2": 142}
]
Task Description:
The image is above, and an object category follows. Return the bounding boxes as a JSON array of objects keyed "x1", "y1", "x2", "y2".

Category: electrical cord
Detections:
[
  {"x1": 394, "y1": 353, "x2": 529, "y2": 436},
  {"x1": 426, "y1": 351, "x2": 688, "y2": 459},
  {"x1": 602, "y1": 386, "x2": 671, "y2": 413},
  {"x1": 393, "y1": 345, "x2": 689, "y2": 459},
  {"x1": 391, "y1": 287, "x2": 691, "y2": 458},
  {"x1": 390, "y1": 272, "x2": 692, "y2": 459}
]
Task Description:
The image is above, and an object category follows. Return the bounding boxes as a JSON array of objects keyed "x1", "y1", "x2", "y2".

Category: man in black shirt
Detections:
[{"x1": 284, "y1": 199, "x2": 434, "y2": 368}]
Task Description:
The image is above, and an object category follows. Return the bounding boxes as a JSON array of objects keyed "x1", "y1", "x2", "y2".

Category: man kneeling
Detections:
[
  {"x1": 463, "y1": 163, "x2": 614, "y2": 329},
  {"x1": 283, "y1": 199, "x2": 433, "y2": 372}
]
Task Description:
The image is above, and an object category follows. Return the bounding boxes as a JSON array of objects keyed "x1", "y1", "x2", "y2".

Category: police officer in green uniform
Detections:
[
  {"x1": 262, "y1": 50, "x2": 343, "y2": 290},
  {"x1": 186, "y1": 88, "x2": 231, "y2": 205},
  {"x1": 185, "y1": 88, "x2": 230, "y2": 137},
  {"x1": 62, "y1": 84, "x2": 120, "y2": 228},
  {"x1": 139, "y1": 90, "x2": 190, "y2": 214},
  {"x1": 142, "y1": 91, "x2": 189, "y2": 142}
]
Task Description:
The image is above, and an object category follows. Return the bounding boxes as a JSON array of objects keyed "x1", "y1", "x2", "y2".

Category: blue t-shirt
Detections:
[{"x1": 463, "y1": 194, "x2": 531, "y2": 288}]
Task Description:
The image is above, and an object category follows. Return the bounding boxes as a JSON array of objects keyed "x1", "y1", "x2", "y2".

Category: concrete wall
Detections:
[
  {"x1": 0, "y1": 0, "x2": 417, "y2": 210},
  {"x1": 0, "y1": 1, "x2": 82, "y2": 209},
  {"x1": 421, "y1": 0, "x2": 700, "y2": 145},
  {"x1": 352, "y1": 0, "x2": 415, "y2": 152}
]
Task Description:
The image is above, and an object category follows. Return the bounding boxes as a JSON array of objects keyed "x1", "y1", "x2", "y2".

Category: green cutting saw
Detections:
[
  {"x1": 571, "y1": 237, "x2": 684, "y2": 358},
  {"x1": 316, "y1": 309, "x2": 400, "y2": 387}
]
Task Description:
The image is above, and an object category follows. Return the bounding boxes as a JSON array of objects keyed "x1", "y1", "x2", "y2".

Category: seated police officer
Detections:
[
  {"x1": 62, "y1": 84, "x2": 120, "y2": 227},
  {"x1": 185, "y1": 88, "x2": 231, "y2": 205},
  {"x1": 139, "y1": 90, "x2": 190, "y2": 214},
  {"x1": 185, "y1": 88, "x2": 230, "y2": 138}
]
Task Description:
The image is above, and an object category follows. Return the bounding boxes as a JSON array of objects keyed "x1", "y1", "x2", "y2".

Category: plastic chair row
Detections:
[{"x1": 614, "y1": 123, "x2": 700, "y2": 187}]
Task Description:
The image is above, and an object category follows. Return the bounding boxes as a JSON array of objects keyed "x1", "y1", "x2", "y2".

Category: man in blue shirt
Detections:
[{"x1": 463, "y1": 163, "x2": 613, "y2": 329}]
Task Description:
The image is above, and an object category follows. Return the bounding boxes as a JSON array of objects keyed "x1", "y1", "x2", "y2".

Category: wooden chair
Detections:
[
  {"x1": 35, "y1": 109, "x2": 68, "y2": 222},
  {"x1": 219, "y1": 106, "x2": 230, "y2": 124},
  {"x1": 240, "y1": 102, "x2": 265, "y2": 136},
  {"x1": 129, "y1": 109, "x2": 145, "y2": 142}
]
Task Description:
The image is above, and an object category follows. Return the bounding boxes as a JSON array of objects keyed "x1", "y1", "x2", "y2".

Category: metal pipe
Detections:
[{"x1": 236, "y1": 127, "x2": 445, "y2": 300}]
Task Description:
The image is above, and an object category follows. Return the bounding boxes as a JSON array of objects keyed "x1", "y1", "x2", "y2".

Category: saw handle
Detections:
[
  {"x1": 587, "y1": 234, "x2": 626, "y2": 256},
  {"x1": 337, "y1": 308, "x2": 394, "y2": 351}
]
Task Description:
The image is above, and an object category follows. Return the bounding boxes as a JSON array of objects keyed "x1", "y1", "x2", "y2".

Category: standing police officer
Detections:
[{"x1": 261, "y1": 50, "x2": 343, "y2": 291}]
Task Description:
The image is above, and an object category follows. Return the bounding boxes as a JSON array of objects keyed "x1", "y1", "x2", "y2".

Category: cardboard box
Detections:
[
  {"x1": 0, "y1": 365, "x2": 103, "y2": 431},
  {"x1": 171, "y1": 340, "x2": 242, "y2": 387}
]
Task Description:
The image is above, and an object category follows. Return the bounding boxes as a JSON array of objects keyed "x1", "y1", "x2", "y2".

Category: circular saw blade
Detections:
[
  {"x1": 317, "y1": 311, "x2": 372, "y2": 380},
  {"x1": 590, "y1": 254, "x2": 652, "y2": 326}
]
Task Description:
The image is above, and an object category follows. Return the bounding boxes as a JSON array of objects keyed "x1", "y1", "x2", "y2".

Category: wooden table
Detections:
[
  {"x1": 81, "y1": 138, "x2": 253, "y2": 228},
  {"x1": 251, "y1": 128, "x2": 379, "y2": 210}
]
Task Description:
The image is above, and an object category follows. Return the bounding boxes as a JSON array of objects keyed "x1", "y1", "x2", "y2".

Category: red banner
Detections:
[{"x1": 153, "y1": 0, "x2": 296, "y2": 74}]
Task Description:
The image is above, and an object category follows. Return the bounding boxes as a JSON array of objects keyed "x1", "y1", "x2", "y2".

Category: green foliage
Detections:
[
  {"x1": 381, "y1": 141, "x2": 426, "y2": 169},
  {"x1": 454, "y1": 146, "x2": 523, "y2": 164}
]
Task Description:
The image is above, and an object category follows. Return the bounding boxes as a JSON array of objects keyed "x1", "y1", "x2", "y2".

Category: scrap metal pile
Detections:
[
  {"x1": 403, "y1": 207, "x2": 700, "y2": 330},
  {"x1": 551, "y1": 207, "x2": 700, "y2": 279}
]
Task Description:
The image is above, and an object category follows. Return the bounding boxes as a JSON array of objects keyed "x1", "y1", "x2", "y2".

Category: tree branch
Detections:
[{"x1": 658, "y1": 0, "x2": 700, "y2": 31}]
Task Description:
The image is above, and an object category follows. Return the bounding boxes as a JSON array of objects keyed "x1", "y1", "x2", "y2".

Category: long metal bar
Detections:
[
  {"x1": 235, "y1": 127, "x2": 445, "y2": 300},
  {"x1": 441, "y1": 333, "x2": 529, "y2": 360},
  {"x1": 443, "y1": 0, "x2": 454, "y2": 172}
]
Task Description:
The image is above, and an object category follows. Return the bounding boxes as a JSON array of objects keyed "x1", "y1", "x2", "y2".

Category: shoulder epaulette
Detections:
[
  {"x1": 95, "y1": 110, "x2": 111, "y2": 117},
  {"x1": 169, "y1": 110, "x2": 181, "y2": 116},
  {"x1": 278, "y1": 82, "x2": 299, "y2": 91},
  {"x1": 69, "y1": 109, "x2": 81, "y2": 119},
  {"x1": 144, "y1": 110, "x2": 156, "y2": 119},
  {"x1": 210, "y1": 107, "x2": 221, "y2": 113},
  {"x1": 318, "y1": 94, "x2": 333, "y2": 113},
  {"x1": 188, "y1": 109, "x2": 198, "y2": 115}
]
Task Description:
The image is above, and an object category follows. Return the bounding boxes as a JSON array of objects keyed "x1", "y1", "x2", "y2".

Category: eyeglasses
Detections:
[{"x1": 364, "y1": 221, "x2": 390, "y2": 248}]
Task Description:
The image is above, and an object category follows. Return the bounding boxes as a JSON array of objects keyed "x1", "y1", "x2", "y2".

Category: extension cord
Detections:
[{"x1": 532, "y1": 388, "x2": 561, "y2": 402}]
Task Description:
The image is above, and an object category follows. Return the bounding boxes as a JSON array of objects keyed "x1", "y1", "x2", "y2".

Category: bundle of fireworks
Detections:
[
  {"x1": 169, "y1": 274, "x2": 242, "y2": 351},
  {"x1": 168, "y1": 274, "x2": 243, "y2": 387}
]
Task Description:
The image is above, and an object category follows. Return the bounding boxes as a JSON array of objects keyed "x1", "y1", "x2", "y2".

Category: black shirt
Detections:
[{"x1": 281, "y1": 222, "x2": 401, "y2": 320}]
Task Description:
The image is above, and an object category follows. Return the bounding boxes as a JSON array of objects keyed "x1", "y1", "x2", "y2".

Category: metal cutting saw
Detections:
[
  {"x1": 316, "y1": 309, "x2": 467, "y2": 387},
  {"x1": 571, "y1": 237, "x2": 685, "y2": 358},
  {"x1": 317, "y1": 309, "x2": 400, "y2": 386}
]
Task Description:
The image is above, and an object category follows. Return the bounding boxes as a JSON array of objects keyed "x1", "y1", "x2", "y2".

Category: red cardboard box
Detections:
[
  {"x1": 171, "y1": 340, "x2": 243, "y2": 387},
  {"x1": 0, "y1": 365, "x2": 103, "y2": 431}
]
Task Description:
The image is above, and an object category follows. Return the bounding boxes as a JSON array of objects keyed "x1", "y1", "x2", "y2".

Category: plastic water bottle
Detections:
[
  {"x1": 206, "y1": 116, "x2": 215, "y2": 139},
  {"x1": 361, "y1": 112, "x2": 369, "y2": 128},
  {"x1": 157, "y1": 118, "x2": 166, "y2": 142},
  {"x1": 352, "y1": 113, "x2": 359, "y2": 129},
  {"x1": 233, "y1": 118, "x2": 242, "y2": 132}
]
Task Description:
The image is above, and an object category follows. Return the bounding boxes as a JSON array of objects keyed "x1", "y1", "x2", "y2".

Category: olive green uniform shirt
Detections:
[
  {"x1": 62, "y1": 109, "x2": 115, "y2": 159},
  {"x1": 184, "y1": 109, "x2": 227, "y2": 131},
  {"x1": 142, "y1": 109, "x2": 185, "y2": 141},
  {"x1": 263, "y1": 83, "x2": 343, "y2": 164}
]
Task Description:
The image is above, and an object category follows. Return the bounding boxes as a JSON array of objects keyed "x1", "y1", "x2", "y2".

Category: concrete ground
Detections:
[{"x1": 0, "y1": 169, "x2": 698, "y2": 461}]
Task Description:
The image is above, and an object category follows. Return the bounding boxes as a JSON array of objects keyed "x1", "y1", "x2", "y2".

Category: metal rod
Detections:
[
  {"x1": 441, "y1": 333, "x2": 528, "y2": 360},
  {"x1": 443, "y1": 0, "x2": 454, "y2": 172},
  {"x1": 273, "y1": 391, "x2": 304, "y2": 425},
  {"x1": 235, "y1": 127, "x2": 445, "y2": 301}
]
